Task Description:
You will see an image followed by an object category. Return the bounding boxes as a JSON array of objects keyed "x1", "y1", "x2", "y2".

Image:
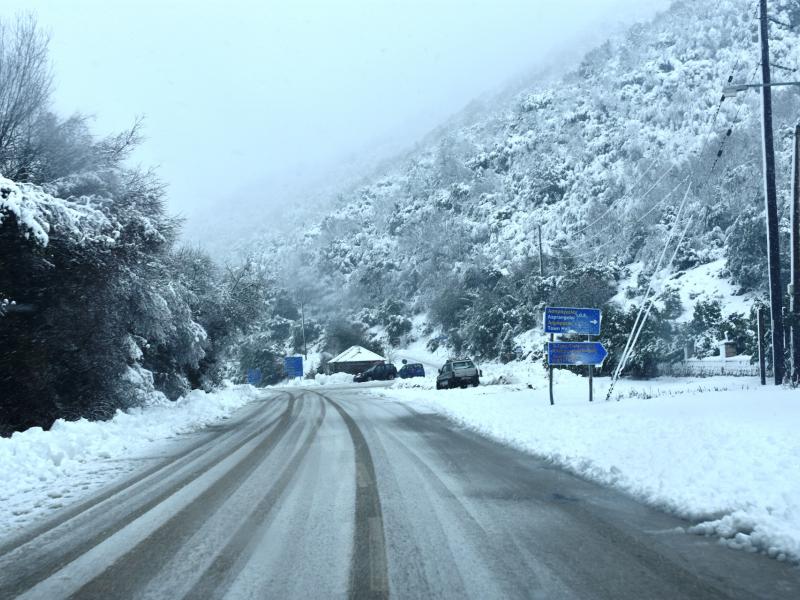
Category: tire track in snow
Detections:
[
  {"x1": 64, "y1": 392, "x2": 303, "y2": 599},
  {"x1": 320, "y1": 392, "x2": 389, "y2": 600},
  {"x1": 184, "y1": 393, "x2": 327, "y2": 598},
  {"x1": 0, "y1": 391, "x2": 283, "y2": 559},
  {"x1": 0, "y1": 392, "x2": 294, "y2": 599}
]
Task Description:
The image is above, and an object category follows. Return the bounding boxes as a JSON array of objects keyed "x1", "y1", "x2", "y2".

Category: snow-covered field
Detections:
[
  {"x1": 376, "y1": 371, "x2": 800, "y2": 563},
  {"x1": 0, "y1": 384, "x2": 260, "y2": 538}
]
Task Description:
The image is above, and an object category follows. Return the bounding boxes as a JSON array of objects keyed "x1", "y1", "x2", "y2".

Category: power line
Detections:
[
  {"x1": 572, "y1": 176, "x2": 690, "y2": 257},
  {"x1": 602, "y1": 4, "x2": 762, "y2": 395},
  {"x1": 570, "y1": 159, "x2": 660, "y2": 237},
  {"x1": 605, "y1": 182, "x2": 693, "y2": 401},
  {"x1": 568, "y1": 13, "x2": 756, "y2": 257}
]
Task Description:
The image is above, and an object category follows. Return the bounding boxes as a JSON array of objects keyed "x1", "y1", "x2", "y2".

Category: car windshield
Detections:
[{"x1": 453, "y1": 361, "x2": 474, "y2": 369}]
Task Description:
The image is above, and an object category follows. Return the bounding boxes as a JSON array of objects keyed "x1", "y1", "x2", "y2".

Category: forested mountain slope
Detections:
[{"x1": 263, "y1": 0, "x2": 800, "y2": 374}]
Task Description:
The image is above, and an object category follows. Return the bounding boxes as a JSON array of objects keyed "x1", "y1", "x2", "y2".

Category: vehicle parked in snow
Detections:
[
  {"x1": 398, "y1": 363, "x2": 425, "y2": 379},
  {"x1": 436, "y1": 359, "x2": 481, "y2": 389},
  {"x1": 353, "y1": 362, "x2": 398, "y2": 383}
]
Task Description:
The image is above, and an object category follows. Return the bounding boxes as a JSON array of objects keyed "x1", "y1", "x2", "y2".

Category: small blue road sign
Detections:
[
  {"x1": 284, "y1": 356, "x2": 304, "y2": 379},
  {"x1": 544, "y1": 307, "x2": 602, "y2": 336},
  {"x1": 547, "y1": 342, "x2": 608, "y2": 366},
  {"x1": 247, "y1": 368, "x2": 262, "y2": 386}
]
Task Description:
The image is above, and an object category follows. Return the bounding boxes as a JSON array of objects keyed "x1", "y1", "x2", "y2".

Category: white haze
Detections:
[{"x1": 7, "y1": 0, "x2": 671, "y2": 253}]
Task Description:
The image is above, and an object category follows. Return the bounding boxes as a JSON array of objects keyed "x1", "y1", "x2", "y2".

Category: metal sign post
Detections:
[
  {"x1": 587, "y1": 335, "x2": 594, "y2": 403},
  {"x1": 545, "y1": 307, "x2": 605, "y2": 403},
  {"x1": 548, "y1": 334, "x2": 554, "y2": 405},
  {"x1": 757, "y1": 307, "x2": 767, "y2": 385}
]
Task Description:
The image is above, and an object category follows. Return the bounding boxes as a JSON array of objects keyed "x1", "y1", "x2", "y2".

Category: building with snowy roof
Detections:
[{"x1": 325, "y1": 345, "x2": 385, "y2": 375}]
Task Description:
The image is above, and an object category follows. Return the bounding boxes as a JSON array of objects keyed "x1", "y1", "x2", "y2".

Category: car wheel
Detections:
[
  {"x1": 436, "y1": 381, "x2": 442, "y2": 390},
  {"x1": 389, "y1": 374, "x2": 395, "y2": 380},
  {"x1": 472, "y1": 378, "x2": 479, "y2": 387}
]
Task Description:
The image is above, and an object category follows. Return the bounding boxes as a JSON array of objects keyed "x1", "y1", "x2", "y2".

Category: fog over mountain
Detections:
[
  {"x1": 7, "y1": 0, "x2": 670, "y2": 254},
  {"x1": 250, "y1": 0, "x2": 800, "y2": 372}
]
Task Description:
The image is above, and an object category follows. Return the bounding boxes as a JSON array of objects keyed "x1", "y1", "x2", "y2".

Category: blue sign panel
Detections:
[
  {"x1": 544, "y1": 307, "x2": 602, "y2": 336},
  {"x1": 284, "y1": 356, "x2": 304, "y2": 379},
  {"x1": 547, "y1": 342, "x2": 608, "y2": 366},
  {"x1": 247, "y1": 368, "x2": 262, "y2": 386}
]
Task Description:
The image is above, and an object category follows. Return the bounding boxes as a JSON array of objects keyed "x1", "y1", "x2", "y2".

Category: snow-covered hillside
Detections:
[{"x1": 257, "y1": 0, "x2": 798, "y2": 372}]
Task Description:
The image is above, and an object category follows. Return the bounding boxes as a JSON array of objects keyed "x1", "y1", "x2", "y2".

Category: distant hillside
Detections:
[{"x1": 260, "y1": 0, "x2": 800, "y2": 374}]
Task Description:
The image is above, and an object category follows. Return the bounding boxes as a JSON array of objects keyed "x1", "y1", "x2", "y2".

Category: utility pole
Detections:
[
  {"x1": 537, "y1": 225, "x2": 544, "y2": 277},
  {"x1": 300, "y1": 301, "x2": 307, "y2": 360},
  {"x1": 758, "y1": 306, "x2": 767, "y2": 385},
  {"x1": 587, "y1": 334, "x2": 594, "y2": 402},
  {"x1": 791, "y1": 125, "x2": 800, "y2": 383},
  {"x1": 758, "y1": 0, "x2": 786, "y2": 384}
]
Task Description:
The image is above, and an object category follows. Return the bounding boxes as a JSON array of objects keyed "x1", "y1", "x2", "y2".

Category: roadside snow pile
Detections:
[
  {"x1": 0, "y1": 384, "x2": 259, "y2": 537},
  {"x1": 377, "y1": 375, "x2": 800, "y2": 562},
  {"x1": 269, "y1": 372, "x2": 358, "y2": 387},
  {"x1": 391, "y1": 376, "x2": 437, "y2": 390},
  {"x1": 313, "y1": 372, "x2": 354, "y2": 385}
]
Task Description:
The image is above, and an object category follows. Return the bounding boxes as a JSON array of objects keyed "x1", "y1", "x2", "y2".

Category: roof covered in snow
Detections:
[{"x1": 328, "y1": 345, "x2": 385, "y2": 364}]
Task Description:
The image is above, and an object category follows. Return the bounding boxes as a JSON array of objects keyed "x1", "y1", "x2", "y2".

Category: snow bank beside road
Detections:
[
  {"x1": 377, "y1": 376, "x2": 800, "y2": 562},
  {"x1": 0, "y1": 385, "x2": 259, "y2": 537}
]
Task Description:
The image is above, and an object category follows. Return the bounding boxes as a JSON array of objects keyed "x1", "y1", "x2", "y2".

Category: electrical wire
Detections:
[
  {"x1": 570, "y1": 159, "x2": 660, "y2": 237},
  {"x1": 605, "y1": 182, "x2": 692, "y2": 400},
  {"x1": 606, "y1": 19, "x2": 762, "y2": 397},
  {"x1": 572, "y1": 176, "x2": 690, "y2": 258},
  {"x1": 608, "y1": 207, "x2": 696, "y2": 401}
]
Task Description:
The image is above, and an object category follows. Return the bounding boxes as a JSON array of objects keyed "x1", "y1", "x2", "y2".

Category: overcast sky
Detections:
[{"x1": 6, "y1": 0, "x2": 670, "y2": 247}]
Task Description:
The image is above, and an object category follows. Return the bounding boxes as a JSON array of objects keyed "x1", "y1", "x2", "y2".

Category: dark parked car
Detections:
[
  {"x1": 399, "y1": 363, "x2": 425, "y2": 379},
  {"x1": 353, "y1": 362, "x2": 398, "y2": 383},
  {"x1": 436, "y1": 359, "x2": 481, "y2": 389}
]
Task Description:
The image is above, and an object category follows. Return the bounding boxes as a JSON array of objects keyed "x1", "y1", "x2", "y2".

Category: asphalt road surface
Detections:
[{"x1": 1, "y1": 387, "x2": 799, "y2": 599}]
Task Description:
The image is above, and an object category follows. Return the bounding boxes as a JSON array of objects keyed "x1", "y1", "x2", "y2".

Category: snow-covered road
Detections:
[{"x1": 1, "y1": 386, "x2": 799, "y2": 599}]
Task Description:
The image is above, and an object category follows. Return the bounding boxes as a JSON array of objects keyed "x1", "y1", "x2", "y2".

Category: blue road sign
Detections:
[
  {"x1": 544, "y1": 307, "x2": 602, "y2": 336},
  {"x1": 547, "y1": 342, "x2": 608, "y2": 366},
  {"x1": 284, "y1": 356, "x2": 304, "y2": 379},
  {"x1": 247, "y1": 368, "x2": 262, "y2": 386}
]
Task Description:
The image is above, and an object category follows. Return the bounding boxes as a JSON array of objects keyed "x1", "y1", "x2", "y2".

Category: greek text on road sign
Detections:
[
  {"x1": 544, "y1": 307, "x2": 601, "y2": 336},
  {"x1": 547, "y1": 342, "x2": 608, "y2": 366}
]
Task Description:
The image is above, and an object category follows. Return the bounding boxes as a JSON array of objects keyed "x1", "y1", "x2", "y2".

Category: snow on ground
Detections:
[
  {"x1": 375, "y1": 371, "x2": 800, "y2": 562},
  {"x1": 0, "y1": 384, "x2": 260, "y2": 538},
  {"x1": 612, "y1": 255, "x2": 755, "y2": 322},
  {"x1": 665, "y1": 257, "x2": 755, "y2": 322}
]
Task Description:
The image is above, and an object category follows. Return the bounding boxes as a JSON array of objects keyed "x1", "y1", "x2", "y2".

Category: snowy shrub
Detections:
[
  {"x1": 689, "y1": 299, "x2": 723, "y2": 358},
  {"x1": 599, "y1": 304, "x2": 680, "y2": 378}
]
